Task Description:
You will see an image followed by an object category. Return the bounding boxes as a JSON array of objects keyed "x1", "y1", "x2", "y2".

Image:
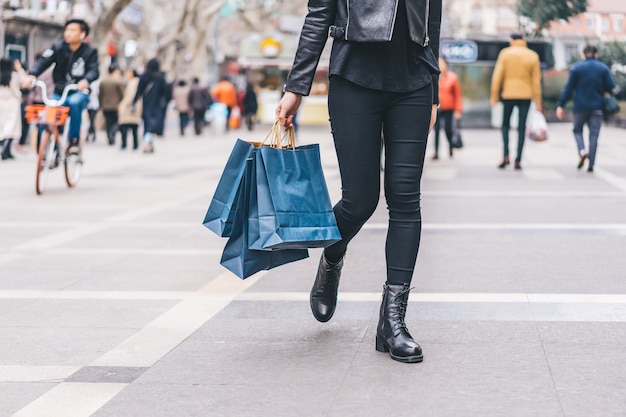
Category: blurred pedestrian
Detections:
[
  {"x1": 188, "y1": 77, "x2": 211, "y2": 136},
  {"x1": 556, "y1": 45, "x2": 616, "y2": 173},
  {"x1": 133, "y1": 58, "x2": 169, "y2": 153},
  {"x1": 17, "y1": 61, "x2": 32, "y2": 153},
  {"x1": 118, "y1": 69, "x2": 142, "y2": 150},
  {"x1": 242, "y1": 83, "x2": 258, "y2": 131},
  {"x1": 0, "y1": 58, "x2": 25, "y2": 160},
  {"x1": 99, "y1": 65, "x2": 125, "y2": 145},
  {"x1": 86, "y1": 78, "x2": 100, "y2": 142},
  {"x1": 432, "y1": 57, "x2": 462, "y2": 160},
  {"x1": 277, "y1": 0, "x2": 442, "y2": 363},
  {"x1": 490, "y1": 32, "x2": 542, "y2": 170},
  {"x1": 173, "y1": 80, "x2": 191, "y2": 136},
  {"x1": 211, "y1": 76, "x2": 237, "y2": 131}
]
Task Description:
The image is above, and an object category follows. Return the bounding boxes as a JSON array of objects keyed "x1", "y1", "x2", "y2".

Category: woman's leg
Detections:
[
  {"x1": 309, "y1": 76, "x2": 385, "y2": 323},
  {"x1": 374, "y1": 84, "x2": 431, "y2": 364},
  {"x1": 382, "y1": 84, "x2": 432, "y2": 286},
  {"x1": 325, "y1": 76, "x2": 386, "y2": 263}
]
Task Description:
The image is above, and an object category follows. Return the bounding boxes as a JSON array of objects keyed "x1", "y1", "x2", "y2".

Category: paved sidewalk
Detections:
[{"x1": 0, "y1": 120, "x2": 625, "y2": 417}]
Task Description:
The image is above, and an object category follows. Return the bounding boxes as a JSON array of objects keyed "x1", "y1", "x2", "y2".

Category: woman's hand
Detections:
[
  {"x1": 429, "y1": 105, "x2": 438, "y2": 133},
  {"x1": 276, "y1": 91, "x2": 302, "y2": 128}
]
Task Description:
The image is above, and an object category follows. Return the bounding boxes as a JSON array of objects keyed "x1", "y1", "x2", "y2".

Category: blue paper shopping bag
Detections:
[
  {"x1": 248, "y1": 138, "x2": 341, "y2": 251},
  {"x1": 203, "y1": 139, "x2": 255, "y2": 237},
  {"x1": 220, "y1": 157, "x2": 309, "y2": 279}
]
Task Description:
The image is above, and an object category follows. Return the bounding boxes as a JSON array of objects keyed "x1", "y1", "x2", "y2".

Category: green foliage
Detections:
[
  {"x1": 597, "y1": 41, "x2": 626, "y2": 100},
  {"x1": 541, "y1": 69, "x2": 571, "y2": 114},
  {"x1": 542, "y1": 69, "x2": 569, "y2": 101},
  {"x1": 518, "y1": 0, "x2": 587, "y2": 34}
]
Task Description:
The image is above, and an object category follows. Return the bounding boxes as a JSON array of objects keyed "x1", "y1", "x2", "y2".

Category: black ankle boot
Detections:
[
  {"x1": 310, "y1": 253, "x2": 344, "y2": 322},
  {"x1": 1, "y1": 139, "x2": 14, "y2": 160},
  {"x1": 376, "y1": 283, "x2": 423, "y2": 363}
]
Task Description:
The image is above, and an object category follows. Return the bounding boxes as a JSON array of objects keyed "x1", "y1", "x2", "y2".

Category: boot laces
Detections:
[{"x1": 392, "y1": 286, "x2": 414, "y2": 330}]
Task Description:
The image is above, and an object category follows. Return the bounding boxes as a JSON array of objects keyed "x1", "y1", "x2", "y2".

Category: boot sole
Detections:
[{"x1": 376, "y1": 336, "x2": 423, "y2": 363}]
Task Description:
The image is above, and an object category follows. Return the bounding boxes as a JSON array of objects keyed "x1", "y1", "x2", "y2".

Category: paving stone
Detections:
[
  {"x1": 1, "y1": 122, "x2": 626, "y2": 416},
  {"x1": 0, "y1": 382, "x2": 55, "y2": 417}
]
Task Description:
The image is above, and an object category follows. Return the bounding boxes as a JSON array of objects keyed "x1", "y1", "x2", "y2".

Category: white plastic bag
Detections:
[
  {"x1": 526, "y1": 109, "x2": 548, "y2": 142},
  {"x1": 210, "y1": 102, "x2": 228, "y2": 136}
]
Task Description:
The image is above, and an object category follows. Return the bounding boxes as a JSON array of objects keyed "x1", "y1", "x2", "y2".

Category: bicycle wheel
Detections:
[
  {"x1": 64, "y1": 148, "x2": 83, "y2": 187},
  {"x1": 35, "y1": 130, "x2": 57, "y2": 195}
]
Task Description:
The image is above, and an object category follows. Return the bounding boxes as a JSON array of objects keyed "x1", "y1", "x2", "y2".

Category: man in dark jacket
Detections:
[
  {"x1": 188, "y1": 78, "x2": 211, "y2": 135},
  {"x1": 24, "y1": 18, "x2": 99, "y2": 151},
  {"x1": 557, "y1": 45, "x2": 615, "y2": 172}
]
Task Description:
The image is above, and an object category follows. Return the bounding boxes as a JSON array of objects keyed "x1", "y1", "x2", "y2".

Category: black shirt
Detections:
[{"x1": 329, "y1": 0, "x2": 432, "y2": 93}]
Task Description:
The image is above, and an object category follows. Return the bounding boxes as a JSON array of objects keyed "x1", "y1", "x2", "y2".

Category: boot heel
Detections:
[{"x1": 375, "y1": 336, "x2": 388, "y2": 353}]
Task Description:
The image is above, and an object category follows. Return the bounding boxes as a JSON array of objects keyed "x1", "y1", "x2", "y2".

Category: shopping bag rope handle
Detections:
[{"x1": 262, "y1": 120, "x2": 296, "y2": 150}]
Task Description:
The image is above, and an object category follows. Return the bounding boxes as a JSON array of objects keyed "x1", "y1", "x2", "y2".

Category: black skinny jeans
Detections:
[
  {"x1": 501, "y1": 99, "x2": 531, "y2": 162},
  {"x1": 324, "y1": 76, "x2": 432, "y2": 286}
]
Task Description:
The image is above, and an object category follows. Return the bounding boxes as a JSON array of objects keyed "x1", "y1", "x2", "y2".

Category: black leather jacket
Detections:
[
  {"x1": 29, "y1": 40, "x2": 99, "y2": 95},
  {"x1": 285, "y1": 0, "x2": 442, "y2": 99}
]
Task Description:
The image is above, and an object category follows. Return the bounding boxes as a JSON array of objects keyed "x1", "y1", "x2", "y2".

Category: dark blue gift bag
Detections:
[
  {"x1": 220, "y1": 157, "x2": 309, "y2": 279},
  {"x1": 248, "y1": 129, "x2": 341, "y2": 251},
  {"x1": 203, "y1": 139, "x2": 255, "y2": 237}
]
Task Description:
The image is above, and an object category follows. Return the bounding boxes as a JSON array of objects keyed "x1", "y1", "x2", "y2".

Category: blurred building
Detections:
[
  {"x1": 445, "y1": 0, "x2": 520, "y2": 39},
  {"x1": 0, "y1": 0, "x2": 70, "y2": 66},
  {"x1": 548, "y1": 0, "x2": 626, "y2": 69}
]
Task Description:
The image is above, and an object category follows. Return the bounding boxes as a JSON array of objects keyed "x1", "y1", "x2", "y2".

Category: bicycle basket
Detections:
[
  {"x1": 45, "y1": 106, "x2": 70, "y2": 126},
  {"x1": 24, "y1": 104, "x2": 46, "y2": 123}
]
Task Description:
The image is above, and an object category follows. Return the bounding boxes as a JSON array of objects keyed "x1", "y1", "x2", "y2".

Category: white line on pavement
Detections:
[
  {"x1": 236, "y1": 292, "x2": 626, "y2": 304},
  {"x1": 43, "y1": 248, "x2": 219, "y2": 256},
  {"x1": 363, "y1": 223, "x2": 626, "y2": 231},
  {"x1": 12, "y1": 224, "x2": 110, "y2": 251},
  {"x1": 0, "y1": 366, "x2": 80, "y2": 383},
  {"x1": 11, "y1": 382, "x2": 127, "y2": 417},
  {"x1": 421, "y1": 191, "x2": 626, "y2": 198},
  {"x1": 2, "y1": 290, "x2": 625, "y2": 304},
  {"x1": 89, "y1": 272, "x2": 262, "y2": 368},
  {"x1": 5, "y1": 221, "x2": 626, "y2": 231},
  {"x1": 0, "y1": 222, "x2": 203, "y2": 228}
]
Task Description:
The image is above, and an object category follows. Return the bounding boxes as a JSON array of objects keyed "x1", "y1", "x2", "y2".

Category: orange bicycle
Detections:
[{"x1": 25, "y1": 81, "x2": 83, "y2": 195}]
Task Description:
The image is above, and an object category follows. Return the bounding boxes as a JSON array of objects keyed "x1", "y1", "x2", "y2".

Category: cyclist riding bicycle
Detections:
[{"x1": 23, "y1": 18, "x2": 99, "y2": 153}]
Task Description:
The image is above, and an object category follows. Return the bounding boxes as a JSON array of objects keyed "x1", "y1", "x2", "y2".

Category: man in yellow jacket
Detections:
[{"x1": 490, "y1": 33, "x2": 542, "y2": 170}]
